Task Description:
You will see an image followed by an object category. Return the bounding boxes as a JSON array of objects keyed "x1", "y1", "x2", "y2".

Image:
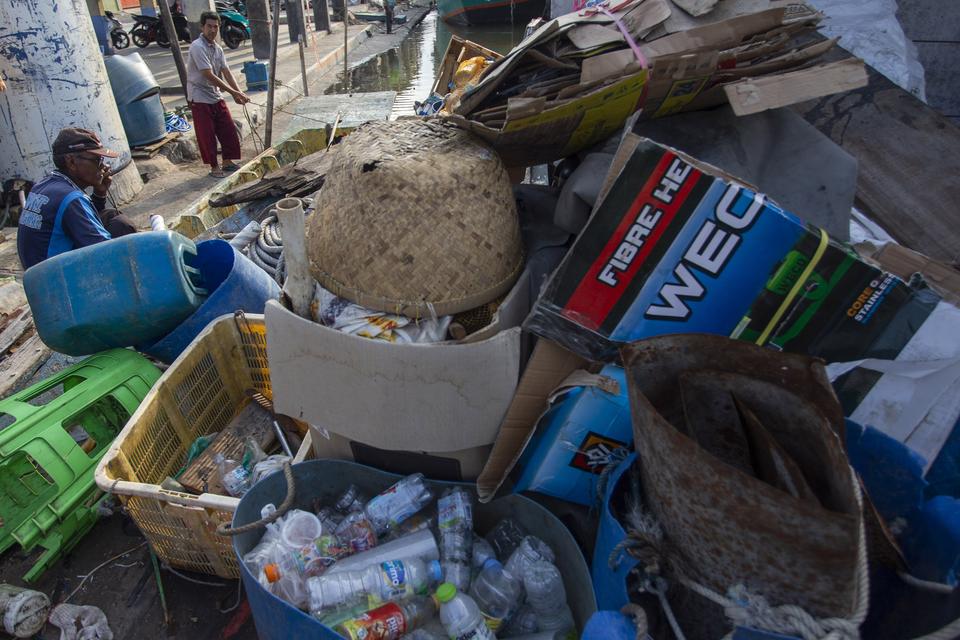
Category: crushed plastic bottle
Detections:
[
  {"x1": 336, "y1": 595, "x2": 437, "y2": 640},
  {"x1": 505, "y1": 536, "x2": 555, "y2": 578},
  {"x1": 470, "y1": 558, "x2": 522, "y2": 632},
  {"x1": 364, "y1": 474, "x2": 435, "y2": 535},
  {"x1": 325, "y1": 529, "x2": 439, "y2": 576},
  {"x1": 336, "y1": 484, "x2": 369, "y2": 513},
  {"x1": 485, "y1": 518, "x2": 528, "y2": 561},
  {"x1": 473, "y1": 538, "x2": 496, "y2": 570},
  {"x1": 523, "y1": 561, "x2": 575, "y2": 634},
  {"x1": 213, "y1": 452, "x2": 251, "y2": 497},
  {"x1": 316, "y1": 506, "x2": 344, "y2": 533},
  {"x1": 384, "y1": 511, "x2": 436, "y2": 542},
  {"x1": 306, "y1": 557, "x2": 443, "y2": 613},
  {"x1": 436, "y1": 582, "x2": 497, "y2": 640},
  {"x1": 438, "y1": 487, "x2": 473, "y2": 592},
  {"x1": 335, "y1": 511, "x2": 379, "y2": 553},
  {"x1": 241, "y1": 504, "x2": 281, "y2": 576},
  {"x1": 500, "y1": 604, "x2": 538, "y2": 637}
]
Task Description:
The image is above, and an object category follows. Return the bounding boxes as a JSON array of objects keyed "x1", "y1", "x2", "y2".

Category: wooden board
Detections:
[
  {"x1": 0, "y1": 308, "x2": 33, "y2": 356},
  {"x1": 131, "y1": 132, "x2": 181, "y2": 159},
  {"x1": 0, "y1": 334, "x2": 51, "y2": 399},
  {"x1": 178, "y1": 400, "x2": 276, "y2": 495},
  {"x1": 793, "y1": 57, "x2": 960, "y2": 262}
]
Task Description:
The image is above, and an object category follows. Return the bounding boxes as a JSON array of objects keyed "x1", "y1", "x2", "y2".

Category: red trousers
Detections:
[{"x1": 190, "y1": 100, "x2": 241, "y2": 168}]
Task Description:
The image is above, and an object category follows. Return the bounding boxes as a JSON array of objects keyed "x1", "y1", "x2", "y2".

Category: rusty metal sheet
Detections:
[{"x1": 621, "y1": 333, "x2": 861, "y2": 619}]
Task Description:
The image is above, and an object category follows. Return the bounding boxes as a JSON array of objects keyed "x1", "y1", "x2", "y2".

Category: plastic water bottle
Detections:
[
  {"x1": 242, "y1": 504, "x2": 280, "y2": 576},
  {"x1": 364, "y1": 474, "x2": 435, "y2": 535},
  {"x1": 505, "y1": 536, "x2": 555, "y2": 577},
  {"x1": 336, "y1": 595, "x2": 437, "y2": 640},
  {"x1": 336, "y1": 483, "x2": 369, "y2": 513},
  {"x1": 306, "y1": 557, "x2": 443, "y2": 613},
  {"x1": 485, "y1": 518, "x2": 528, "y2": 561},
  {"x1": 436, "y1": 582, "x2": 497, "y2": 640},
  {"x1": 384, "y1": 511, "x2": 436, "y2": 541},
  {"x1": 213, "y1": 453, "x2": 251, "y2": 497},
  {"x1": 335, "y1": 510, "x2": 379, "y2": 553},
  {"x1": 470, "y1": 558, "x2": 522, "y2": 632},
  {"x1": 316, "y1": 506, "x2": 343, "y2": 533},
  {"x1": 473, "y1": 538, "x2": 496, "y2": 570},
  {"x1": 325, "y1": 529, "x2": 439, "y2": 575},
  {"x1": 523, "y1": 561, "x2": 574, "y2": 634},
  {"x1": 501, "y1": 605, "x2": 538, "y2": 637},
  {"x1": 438, "y1": 487, "x2": 473, "y2": 592}
]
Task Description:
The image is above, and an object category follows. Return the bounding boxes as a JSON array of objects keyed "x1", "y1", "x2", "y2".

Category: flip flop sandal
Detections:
[{"x1": 209, "y1": 169, "x2": 226, "y2": 178}]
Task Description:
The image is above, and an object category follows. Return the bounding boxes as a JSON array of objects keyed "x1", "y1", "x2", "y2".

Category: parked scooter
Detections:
[
  {"x1": 105, "y1": 11, "x2": 130, "y2": 50},
  {"x1": 130, "y1": 11, "x2": 190, "y2": 49},
  {"x1": 214, "y1": 2, "x2": 251, "y2": 49}
]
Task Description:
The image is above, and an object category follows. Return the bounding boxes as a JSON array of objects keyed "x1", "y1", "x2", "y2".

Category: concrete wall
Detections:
[{"x1": 0, "y1": 0, "x2": 142, "y2": 202}]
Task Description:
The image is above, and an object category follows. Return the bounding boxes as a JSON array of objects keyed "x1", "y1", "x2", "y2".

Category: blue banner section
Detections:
[{"x1": 610, "y1": 181, "x2": 806, "y2": 341}]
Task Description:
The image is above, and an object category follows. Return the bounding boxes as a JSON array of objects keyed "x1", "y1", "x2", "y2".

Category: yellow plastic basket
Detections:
[{"x1": 95, "y1": 313, "x2": 309, "y2": 578}]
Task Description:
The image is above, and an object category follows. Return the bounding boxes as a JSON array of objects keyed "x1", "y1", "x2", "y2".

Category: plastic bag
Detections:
[{"x1": 49, "y1": 604, "x2": 113, "y2": 640}]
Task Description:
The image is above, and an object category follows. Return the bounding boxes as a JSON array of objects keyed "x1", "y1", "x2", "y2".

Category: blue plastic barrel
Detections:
[
  {"x1": 140, "y1": 239, "x2": 280, "y2": 363},
  {"x1": 24, "y1": 231, "x2": 207, "y2": 356},
  {"x1": 232, "y1": 460, "x2": 597, "y2": 640},
  {"x1": 242, "y1": 61, "x2": 269, "y2": 91},
  {"x1": 104, "y1": 52, "x2": 166, "y2": 146}
]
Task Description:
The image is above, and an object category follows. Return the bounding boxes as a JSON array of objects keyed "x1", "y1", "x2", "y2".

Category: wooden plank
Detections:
[
  {"x1": 793, "y1": 61, "x2": 960, "y2": 262},
  {"x1": 0, "y1": 334, "x2": 51, "y2": 399},
  {"x1": 0, "y1": 309, "x2": 32, "y2": 356}
]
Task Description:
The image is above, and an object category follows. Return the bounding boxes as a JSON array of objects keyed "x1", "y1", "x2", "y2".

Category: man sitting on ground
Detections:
[
  {"x1": 17, "y1": 128, "x2": 136, "y2": 271},
  {"x1": 187, "y1": 10, "x2": 251, "y2": 178}
]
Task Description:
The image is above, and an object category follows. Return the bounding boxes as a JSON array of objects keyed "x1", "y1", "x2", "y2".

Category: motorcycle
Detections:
[
  {"x1": 214, "y1": 2, "x2": 251, "y2": 49},
  {"x1": 105, "y1": 11, "x2": 130, "y2": 50},
  {"x1": 129, "y1": 12, "x2": 190, "y2": 49}
]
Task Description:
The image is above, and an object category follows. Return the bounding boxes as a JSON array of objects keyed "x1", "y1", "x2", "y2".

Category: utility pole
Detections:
[
  {"x1": 247, "y1": 0, "x2": 272, "y2": 60},
  {"x1": 264, "y1": 0, "x2": 282, "y2": 148},
  {"x1": 157, "y1": 0, "x2": 190, "y2": 103},
  {"x1": 313, "y1": 0, "x2": 331, "y2": 33}
]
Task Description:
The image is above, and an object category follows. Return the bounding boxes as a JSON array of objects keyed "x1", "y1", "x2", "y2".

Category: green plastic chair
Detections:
[{"x1": 0, "y1": 348, "x2": 161, "y2": 582}]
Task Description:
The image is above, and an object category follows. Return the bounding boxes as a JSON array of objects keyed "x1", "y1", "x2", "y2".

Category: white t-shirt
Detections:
[{"x1": 186, "y1": 36, "x2": 228, "y2": 104}]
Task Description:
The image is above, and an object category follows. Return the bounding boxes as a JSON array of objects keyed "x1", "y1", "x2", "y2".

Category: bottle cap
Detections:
[
  {"x1": 263, "y1": 563, "x2": 280, "y2": 583},
  {"x1": 428, "y1": 559, "x2": 443, "y2": 582},
  {"x1": 435, "y1": 582, "x2": 456, "y2": 603},
  {"x1": 482, "y1": 558, "x2": 501, "y2": 571}
]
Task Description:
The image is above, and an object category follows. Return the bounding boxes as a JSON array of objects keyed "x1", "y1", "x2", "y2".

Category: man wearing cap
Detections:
[
  {"x1": 17, "y1": 128, "x2": 137, "y2": 271},
  {"x1": 187, "y1": 11, "x2": 250, "y2": 179}
]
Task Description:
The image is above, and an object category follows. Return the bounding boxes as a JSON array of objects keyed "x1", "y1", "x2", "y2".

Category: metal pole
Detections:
[
  {"x1": 298, "y1": 35, "x2": 310, "y2": 97},
  {"x1": 343, "y1": 9, "x2": 349, "y2": 94},
  {"x1": 157, "y1": 0, "x2": 190, "y2": 103},
  {"x1": 264, "y1": 0, "x2": 282, "y2": 148}
]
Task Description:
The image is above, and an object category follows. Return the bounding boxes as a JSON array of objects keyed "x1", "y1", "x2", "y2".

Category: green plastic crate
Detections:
[{"x1": 0, "y1": 349, "x2": 161, "y2": 582}]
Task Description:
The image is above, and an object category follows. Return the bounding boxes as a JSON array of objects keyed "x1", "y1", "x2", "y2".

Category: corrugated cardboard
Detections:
[
  {"x1": 476, "y1": 339, "x2": 589, "y2": 501},
  {"x1": 266, "y1": 275, "x2": 531, "y2": 482},
  {"x1": 869, "y1": 244, "x2": 960, "y2": 304}
]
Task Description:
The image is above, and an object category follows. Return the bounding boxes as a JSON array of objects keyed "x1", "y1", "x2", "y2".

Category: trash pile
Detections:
[
  {"x1": 5, "y1": 0, "x2": 960, "y2": 637},
  {"x1": 241, "y1": 474, "x2": 576, "y2": 640}
]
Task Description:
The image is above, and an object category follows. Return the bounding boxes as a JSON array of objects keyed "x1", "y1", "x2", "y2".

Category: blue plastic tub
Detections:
[
  {"x1": 24, "y1": 231, "x2": 207, "y2": 356},
  {"x1": 104, "y1": 52, "x2": 166, "y2": 146},
  {"x1": 140, "y1": 239, "x2": 280, "y2": 363},
  {"x1": 232, "y1": 460, "x2": 597, "y2": 640}
]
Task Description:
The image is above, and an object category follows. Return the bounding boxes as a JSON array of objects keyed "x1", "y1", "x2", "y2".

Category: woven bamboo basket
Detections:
[{"x1": 306, "y1": 118, "x2": 524, "y2": 318}]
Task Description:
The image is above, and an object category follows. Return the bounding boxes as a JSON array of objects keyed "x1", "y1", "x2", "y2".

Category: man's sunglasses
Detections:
[{"x1": 75, "y1": 154, "x2": 109, "y2": 169}]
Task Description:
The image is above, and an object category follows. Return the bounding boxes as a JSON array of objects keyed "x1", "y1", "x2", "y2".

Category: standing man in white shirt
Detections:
[{"x1": 186, "y1": 11, "x2": 251, "y2": 178}]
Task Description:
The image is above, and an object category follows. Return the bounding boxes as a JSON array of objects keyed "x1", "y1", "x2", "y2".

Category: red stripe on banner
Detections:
[{"x1": 560, "y1": 152, "x2": 701, "y2": 331}]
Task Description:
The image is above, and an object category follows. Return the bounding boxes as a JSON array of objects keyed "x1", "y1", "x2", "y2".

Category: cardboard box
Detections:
[
  {"x1": 524, "y1": 136, "x2": 916, "y2": 363},
  {"x1": 265, "y1": 274, "x2": 531, "y2": 482}
]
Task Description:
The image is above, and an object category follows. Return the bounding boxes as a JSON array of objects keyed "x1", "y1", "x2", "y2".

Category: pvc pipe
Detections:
[
  {"x1": 275, "y1": 197, "x2": 313, "y2": 319},
  {"x1": 228, "y1": 220, "x2": 262, "y2": 250}
]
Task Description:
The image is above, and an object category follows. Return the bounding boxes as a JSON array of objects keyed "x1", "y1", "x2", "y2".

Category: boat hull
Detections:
[{"x1": 438, "y1": 0, "x2": 546, "y2": 26}]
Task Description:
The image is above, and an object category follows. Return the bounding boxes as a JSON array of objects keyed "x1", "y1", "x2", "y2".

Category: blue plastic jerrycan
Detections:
[{"x1": 24, "y1": 231, "x2": 208, "y2": 356}]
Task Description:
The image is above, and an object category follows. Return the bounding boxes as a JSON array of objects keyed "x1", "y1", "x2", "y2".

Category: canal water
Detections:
[{"x1": 324, "y1": 11, "x2": 526, "y2": 117}]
